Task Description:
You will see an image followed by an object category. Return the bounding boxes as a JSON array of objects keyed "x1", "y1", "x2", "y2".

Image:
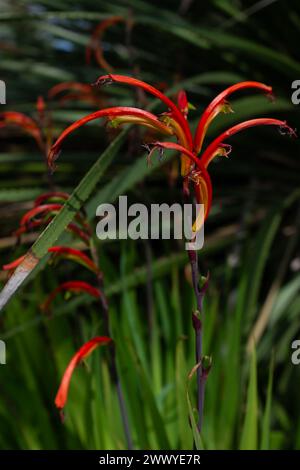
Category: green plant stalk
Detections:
[
  {"x1": 89, "y1": 239, "x2": 133, "y2": 450},
  {"x1": 189, "y1": 248, "x2": 205, "y2": 433}
]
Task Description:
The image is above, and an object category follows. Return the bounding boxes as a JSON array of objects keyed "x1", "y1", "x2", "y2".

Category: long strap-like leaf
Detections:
[{"x1": 0, "y1": 130, "x2": 126, "y2": 312}]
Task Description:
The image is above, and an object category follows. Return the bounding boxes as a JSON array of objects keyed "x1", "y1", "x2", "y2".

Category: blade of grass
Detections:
[
  {"x1": 261, "y1": 354, "x2": 274, "y2": 450},
  {"x1": 240, "y1": 346, "x2": 258, "y2": 450}
]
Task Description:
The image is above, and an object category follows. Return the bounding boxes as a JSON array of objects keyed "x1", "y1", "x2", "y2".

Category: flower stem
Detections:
[
  {"x1": 89, "y1": 241, "x2": 133, "y2": 449},
  {"x1": 189, "y1": 249, "x2": 205, "y2": 433}
]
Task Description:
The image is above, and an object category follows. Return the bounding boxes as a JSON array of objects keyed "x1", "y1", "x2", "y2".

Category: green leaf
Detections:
[
  {"x1": 240, "y1": 347, "x2": 258, "y2": 450},
  {"x1": 186, "y1": 364, "x2": 205, "y2": 450},
  {"x1": 0, "y1": 130, "x2": 127, "y2": 312},
  {"x1": 261, "y1": 354, "x2": 274, "y2": 450}
]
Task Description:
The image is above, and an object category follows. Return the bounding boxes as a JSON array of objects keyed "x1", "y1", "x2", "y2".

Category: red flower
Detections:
[
  {"x1": 85, "y1": 16, "x2": 125, "y2": 72},
  {"x1": 16, "y1": 201, "x2": 91, "y2": 236},
  {"x1": 48, "y1": 106, "x2": 173, "y2": 170},
  {"x1": 48, "y1": 246, "x2": 99, "y2": 274},
  {"x1": 148, "y1": 141, "x2": 212, "y2": 227},
  {"x1": 48, "y1": 75, "x2": 295, "y2": 231},
  {"x1": 55, "y1": 336, "x2": 112, "y2": 410},
  {"x1": 0, "y1": 111, "x2": 44, "y2": 150},
  {"x1": 36, "y1": 96, "x2": 46, "y2": 120},
  {"x1": 177, "y1": 90, "x2": 189, "y2": 118},
  {"x1": 200, "y1": 118, "x2": 296, "y2": 168},
  {"x1": 2, "y1": 254, "x2": 26, "y2": 272},
  {"x1": 48, "y1": 82, "x2": 104, "y2": 107},
  {"x1": 193, "y1": 81, "x2": 273, "y2": 153},
  {"x1": 19, "y1": 204, "x2": 63, "y2": 227},
  {"x1": 95, "y1": 74, "x2": 193, "y2": 151},
  {"x1": 41, "y1": 280, "x2": 102, "y2": 312}
]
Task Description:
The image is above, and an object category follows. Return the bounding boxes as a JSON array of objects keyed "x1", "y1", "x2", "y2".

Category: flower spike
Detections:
[
  {"x1": 194, "y1": 81, "x2": 274, "y2": 153},
  {"x1": 55, "y1": 336, "x2": 112, "y2": 411},
  {"x1": 46, "y1": 77, "x2": 295, "y2": 245}
]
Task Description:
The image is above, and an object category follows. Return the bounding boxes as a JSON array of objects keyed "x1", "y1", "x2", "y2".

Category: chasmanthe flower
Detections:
[
  {"x1": 48, "y1": 75, "x2": 295, "y2": 232},
  {"x1": 55, "y1": 336, "x2": 112, "y2": 410}
]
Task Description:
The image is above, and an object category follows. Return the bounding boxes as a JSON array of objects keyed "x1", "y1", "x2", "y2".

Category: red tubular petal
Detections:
[
  {"x1": 150, "y1": 141, "x2": 212, "y2": 219},
  {"x1": 85, "y1": 16, "x2": 124, "y2": 71},
  {"x1": 36, "y1": 96, "x2": 46, "y2": 117},
  {"x1": 194, "y1": 81, "x2": 273, "y2": 153},
  {"x1": 48, "y1": 246, "x2": 98, "y2": 273},
  {"x1": 95, "y1": 74, "x2": 193, "y2": 148},
  {"x1": 0, "y1": 111, "x2": 43, "y2": 149},
  {"x1": 20, "y1": 204, "x2": 62, "y2": 227},
  {"x1": 151, "y1": 141, "x2": 206, "y2": 173},
  {"x1": 177, "y1": 90, "x2": 189, "y2": 117},
  {"x1": 48, "y1": 106, "x2": 173, "y2": 170},
  {"x1": 41, "y1": 280, "x2": 101, "y2": 312},
  {"x1": 2, "y1": 254, "x2": 26, "y2": 271},
  {"x1": 200, "y1": 118, "x2": 296, "y2": 168},
  {"x1": 67, "y1": 223, "x2": 91, "y2": 244},
  {"x1": 55, "y1": 336, "x2": 112, "y2": 410}
]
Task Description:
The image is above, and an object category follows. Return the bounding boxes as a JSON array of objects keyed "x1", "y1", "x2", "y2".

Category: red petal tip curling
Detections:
[
  {"x1": 41, "y1": 281, "x2": 101, "y2": 312},
  {"x1": 194, "y1": 81, "x2": 275, "y2": 153},
  {"x1": 48, "y1": 106, "x2": 174, "y2": 170},
  {"x1": 19, "y1": 204, "x2": 62, "y2": 227},
  {"x1": 55, "y1": 336, "x2": 112, "y2": 410},
  {"x1": 200, "y1": 118, "x2": 296, "y2": 168}
]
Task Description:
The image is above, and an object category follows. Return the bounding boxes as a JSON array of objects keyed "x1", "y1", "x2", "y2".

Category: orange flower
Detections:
[
  {"x1": 48, "y1": 75, "x2": 295, "y2": 232},
  {"x1": 55, "y1": 336, "x2": 112, "y2": 410}
]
